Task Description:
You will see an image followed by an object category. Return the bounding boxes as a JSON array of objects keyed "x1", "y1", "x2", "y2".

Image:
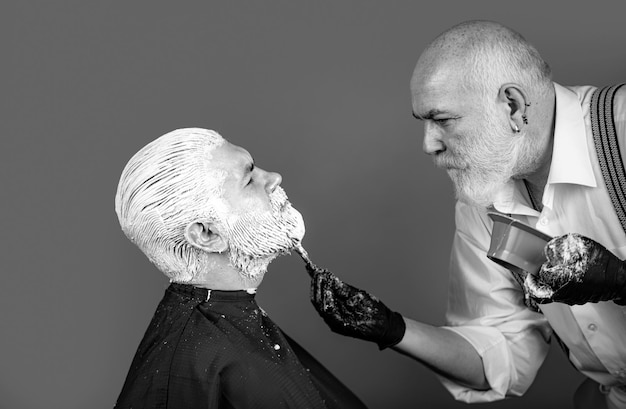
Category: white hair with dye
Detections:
[{"x1": 115, "y1": 128, "x2": 227, "y2": 282}]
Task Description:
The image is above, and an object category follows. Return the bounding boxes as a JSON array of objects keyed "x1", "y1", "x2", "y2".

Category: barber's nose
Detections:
[
  {"x1": 265, "y1": 171, "x2": 282, "y2": 193},
  {"x1": 422, "y1": 122, "x2": 446, "y2": 155}
]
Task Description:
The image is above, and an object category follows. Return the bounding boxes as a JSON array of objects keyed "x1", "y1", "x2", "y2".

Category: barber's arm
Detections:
[
  {"x1": 308, "y1": 265, "x2": 489, "y2": 390},
  {"x1": 525, "y1": 233, "x2": 626, "y2": 305}
]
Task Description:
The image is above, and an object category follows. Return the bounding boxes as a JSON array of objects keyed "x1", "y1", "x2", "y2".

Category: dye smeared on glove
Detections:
[
  {"x1": 524, "y1": 233, "x2": 587, "y2": 299},
  {"x1": 293, "y1": 241, "x2": 405, "y2": 349},
  {"x1": 525, "y1": 233, "x2": 626, "y2": 305}
]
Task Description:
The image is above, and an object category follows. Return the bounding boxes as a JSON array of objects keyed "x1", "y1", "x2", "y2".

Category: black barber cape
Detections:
[{"x1": 115, "y1": 283, "x2": 367, "y2": 409}]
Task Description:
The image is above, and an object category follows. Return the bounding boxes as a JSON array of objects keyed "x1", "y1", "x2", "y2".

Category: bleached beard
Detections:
[{"x1": 218, "y1": 186, "x2": 305, "y2": 279}]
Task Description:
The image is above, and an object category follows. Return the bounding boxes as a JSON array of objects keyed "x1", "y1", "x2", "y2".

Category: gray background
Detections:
[{"x1": 2, "y1": 1, "x2": 624, "y2": 408}]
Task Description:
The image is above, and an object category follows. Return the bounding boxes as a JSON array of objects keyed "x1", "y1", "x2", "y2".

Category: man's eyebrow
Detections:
[{"x1": 413, "y1": 109, "x2": 449, "y2": 120}]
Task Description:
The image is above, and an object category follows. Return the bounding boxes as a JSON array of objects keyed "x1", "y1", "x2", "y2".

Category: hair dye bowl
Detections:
[{"x1": 487, "y1": 212, "x2": 553, "y2": 275}]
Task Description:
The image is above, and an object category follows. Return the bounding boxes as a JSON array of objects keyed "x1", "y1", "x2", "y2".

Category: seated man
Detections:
[{"x1": 113, "y1": 128, "x2": 367, "y2": 409}]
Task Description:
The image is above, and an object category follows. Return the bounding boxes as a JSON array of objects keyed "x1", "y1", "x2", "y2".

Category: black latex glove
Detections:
[
  {"x1": 307, "y1": 264, "x2": 406, "y2": 350},
  {"x1": 524, "y1": 233, "x2": 626, "y2": 305}
]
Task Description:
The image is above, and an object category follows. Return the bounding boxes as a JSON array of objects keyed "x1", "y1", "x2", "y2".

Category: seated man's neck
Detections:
[{"x1": 188, "y1": 260, "x2": 265, "y2": 291}]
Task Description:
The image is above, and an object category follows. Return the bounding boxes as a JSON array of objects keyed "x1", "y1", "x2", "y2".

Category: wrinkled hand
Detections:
[
  {"x1": 307, "y1": 264, "x2": 406, "y2": 350},
  {"x1": 524, "y1": 233, "x2": 626, "y2": 305}
]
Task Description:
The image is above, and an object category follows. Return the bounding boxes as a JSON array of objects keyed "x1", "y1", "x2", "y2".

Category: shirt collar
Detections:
[
  {"x1": 493, "y1": 83, "x2": 596, "y2": 214},
  {"x1": 492, "y1": 179, "x2": 538, "y2": 216},
  {"x1": 547, "y1": 83, "x2": 596, "y2": 188}
]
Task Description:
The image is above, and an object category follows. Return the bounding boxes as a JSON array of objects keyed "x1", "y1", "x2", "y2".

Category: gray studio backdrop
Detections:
[{"x1": 2, "y1": 1, "x2": 624, "y2": 408}]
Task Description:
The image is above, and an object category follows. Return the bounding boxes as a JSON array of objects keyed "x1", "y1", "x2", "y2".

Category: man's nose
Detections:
[
  {"x1": 264, "y1": 171, "x2": 282, "y2": 193},
  {"x1": 422, "y1": 122, "x2": 446, "y2": 155}
]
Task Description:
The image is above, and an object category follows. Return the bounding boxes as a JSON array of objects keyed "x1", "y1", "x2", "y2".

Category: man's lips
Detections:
[{"x1": 439, "y1": 163, "x2": 466, "y2": 171}]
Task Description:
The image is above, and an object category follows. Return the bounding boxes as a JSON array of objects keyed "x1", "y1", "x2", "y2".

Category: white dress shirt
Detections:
[{"x1": 439, "y1": 83, "x2": 626, "y2": 406}]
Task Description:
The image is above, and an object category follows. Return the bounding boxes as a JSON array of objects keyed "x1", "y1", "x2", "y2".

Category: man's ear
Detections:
[
  {"x1": 498, "y1": 83, "x2": 529, "y2": 133},
  {"x1": 184, "y1": 222, "x2": 228, "y2": 254}
]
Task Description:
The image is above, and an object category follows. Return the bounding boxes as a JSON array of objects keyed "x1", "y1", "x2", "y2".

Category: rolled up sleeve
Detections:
[{"x1": 438, "y1": 202, "x2": 552, "y2": 403}]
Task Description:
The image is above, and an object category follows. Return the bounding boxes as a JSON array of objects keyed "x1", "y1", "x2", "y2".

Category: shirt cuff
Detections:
[{"x1": 438, "y1": 325, "x2": 513, "y2": 403}]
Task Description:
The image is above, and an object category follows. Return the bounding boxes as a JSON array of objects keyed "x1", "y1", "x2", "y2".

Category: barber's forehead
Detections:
[{"x1": 412, "y1": 65, "x2": 463, "y2": 103}]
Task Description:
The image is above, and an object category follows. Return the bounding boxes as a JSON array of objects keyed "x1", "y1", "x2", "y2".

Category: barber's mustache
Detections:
[{"x1": 432, "y1": 153, "x2": 468, "y2": 170}]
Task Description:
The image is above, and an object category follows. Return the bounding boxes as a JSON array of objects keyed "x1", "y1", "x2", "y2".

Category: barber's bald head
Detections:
[
  {"x1": 413, "y1": 20, "x2": 552, "y2": 101},
  {"x1": 410, "y1": 21, "x2": 556, "y2": 208}
]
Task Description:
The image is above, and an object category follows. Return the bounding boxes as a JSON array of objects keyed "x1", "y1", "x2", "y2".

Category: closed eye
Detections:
[{"x1": 245, "y1": 162, "x2": 255, "y2": 186}]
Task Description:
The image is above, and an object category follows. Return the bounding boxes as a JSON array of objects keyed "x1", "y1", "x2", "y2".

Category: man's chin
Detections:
[
  {"x1": 229, "y1": 241, "x2": 299, "y2": 279},
  {"x1": 451, "y1": 175, "x2": 510, "y2": 209},
  {"x1": 284, "y1": 206, "x2": 305, "y2": 243}
]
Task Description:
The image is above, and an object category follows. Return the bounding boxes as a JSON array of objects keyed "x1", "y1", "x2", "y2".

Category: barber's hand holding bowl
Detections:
[
  {"x1": 525, "y1": 233, "x2": 626, "y2": 305},
  {"x1": 486, "y1": 213, "x2": 626, "y2": 306}
]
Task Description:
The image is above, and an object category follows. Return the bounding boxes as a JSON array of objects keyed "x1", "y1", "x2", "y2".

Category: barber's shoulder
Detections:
[
  {"x1": 613, "y1": 83, "x2": 626, "y2": 119},
  {"x1": 569, "y1": 83, "x2": 626, "y2": 122},
  {"x1": 612, "y1": 85, "x2": 626, "y2": 164},
  {"x1": 561, "y1": 84, "x2": 596, "y2": 104}
]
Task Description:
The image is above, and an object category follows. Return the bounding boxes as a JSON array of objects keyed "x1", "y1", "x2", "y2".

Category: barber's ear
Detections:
[
  {"x1": 498, "y1": 83, "x2": 529, "y2": 133},
  {"x1": 184, "y1": 222, "x2": 228, "y2": 254}
]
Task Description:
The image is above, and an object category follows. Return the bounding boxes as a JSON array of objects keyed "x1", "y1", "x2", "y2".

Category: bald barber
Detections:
[{"x1": 305, "y1": 21, "x2": 626, "y2": 409}]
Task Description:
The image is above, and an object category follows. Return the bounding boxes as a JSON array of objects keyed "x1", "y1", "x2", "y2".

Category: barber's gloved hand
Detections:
[
  {"x1": 524, "y1": 233, "x2": 626, "y2": 305},
  {"x1": 306, "y1": 263, "x2": 406, "y2": 350}
]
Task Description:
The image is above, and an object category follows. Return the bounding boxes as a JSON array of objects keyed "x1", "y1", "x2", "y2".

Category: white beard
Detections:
[
  {"x1": 439, "y1": 116, "x2": 536, "y2": 208},
  {"x1": 218, "y1": 186, "x2": 305, "y2": 279}
]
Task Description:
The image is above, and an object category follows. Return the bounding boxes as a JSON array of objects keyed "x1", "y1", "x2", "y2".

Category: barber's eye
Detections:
[{"x1": 247, "y1": 177, "x2": 253, "y2": 186}]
